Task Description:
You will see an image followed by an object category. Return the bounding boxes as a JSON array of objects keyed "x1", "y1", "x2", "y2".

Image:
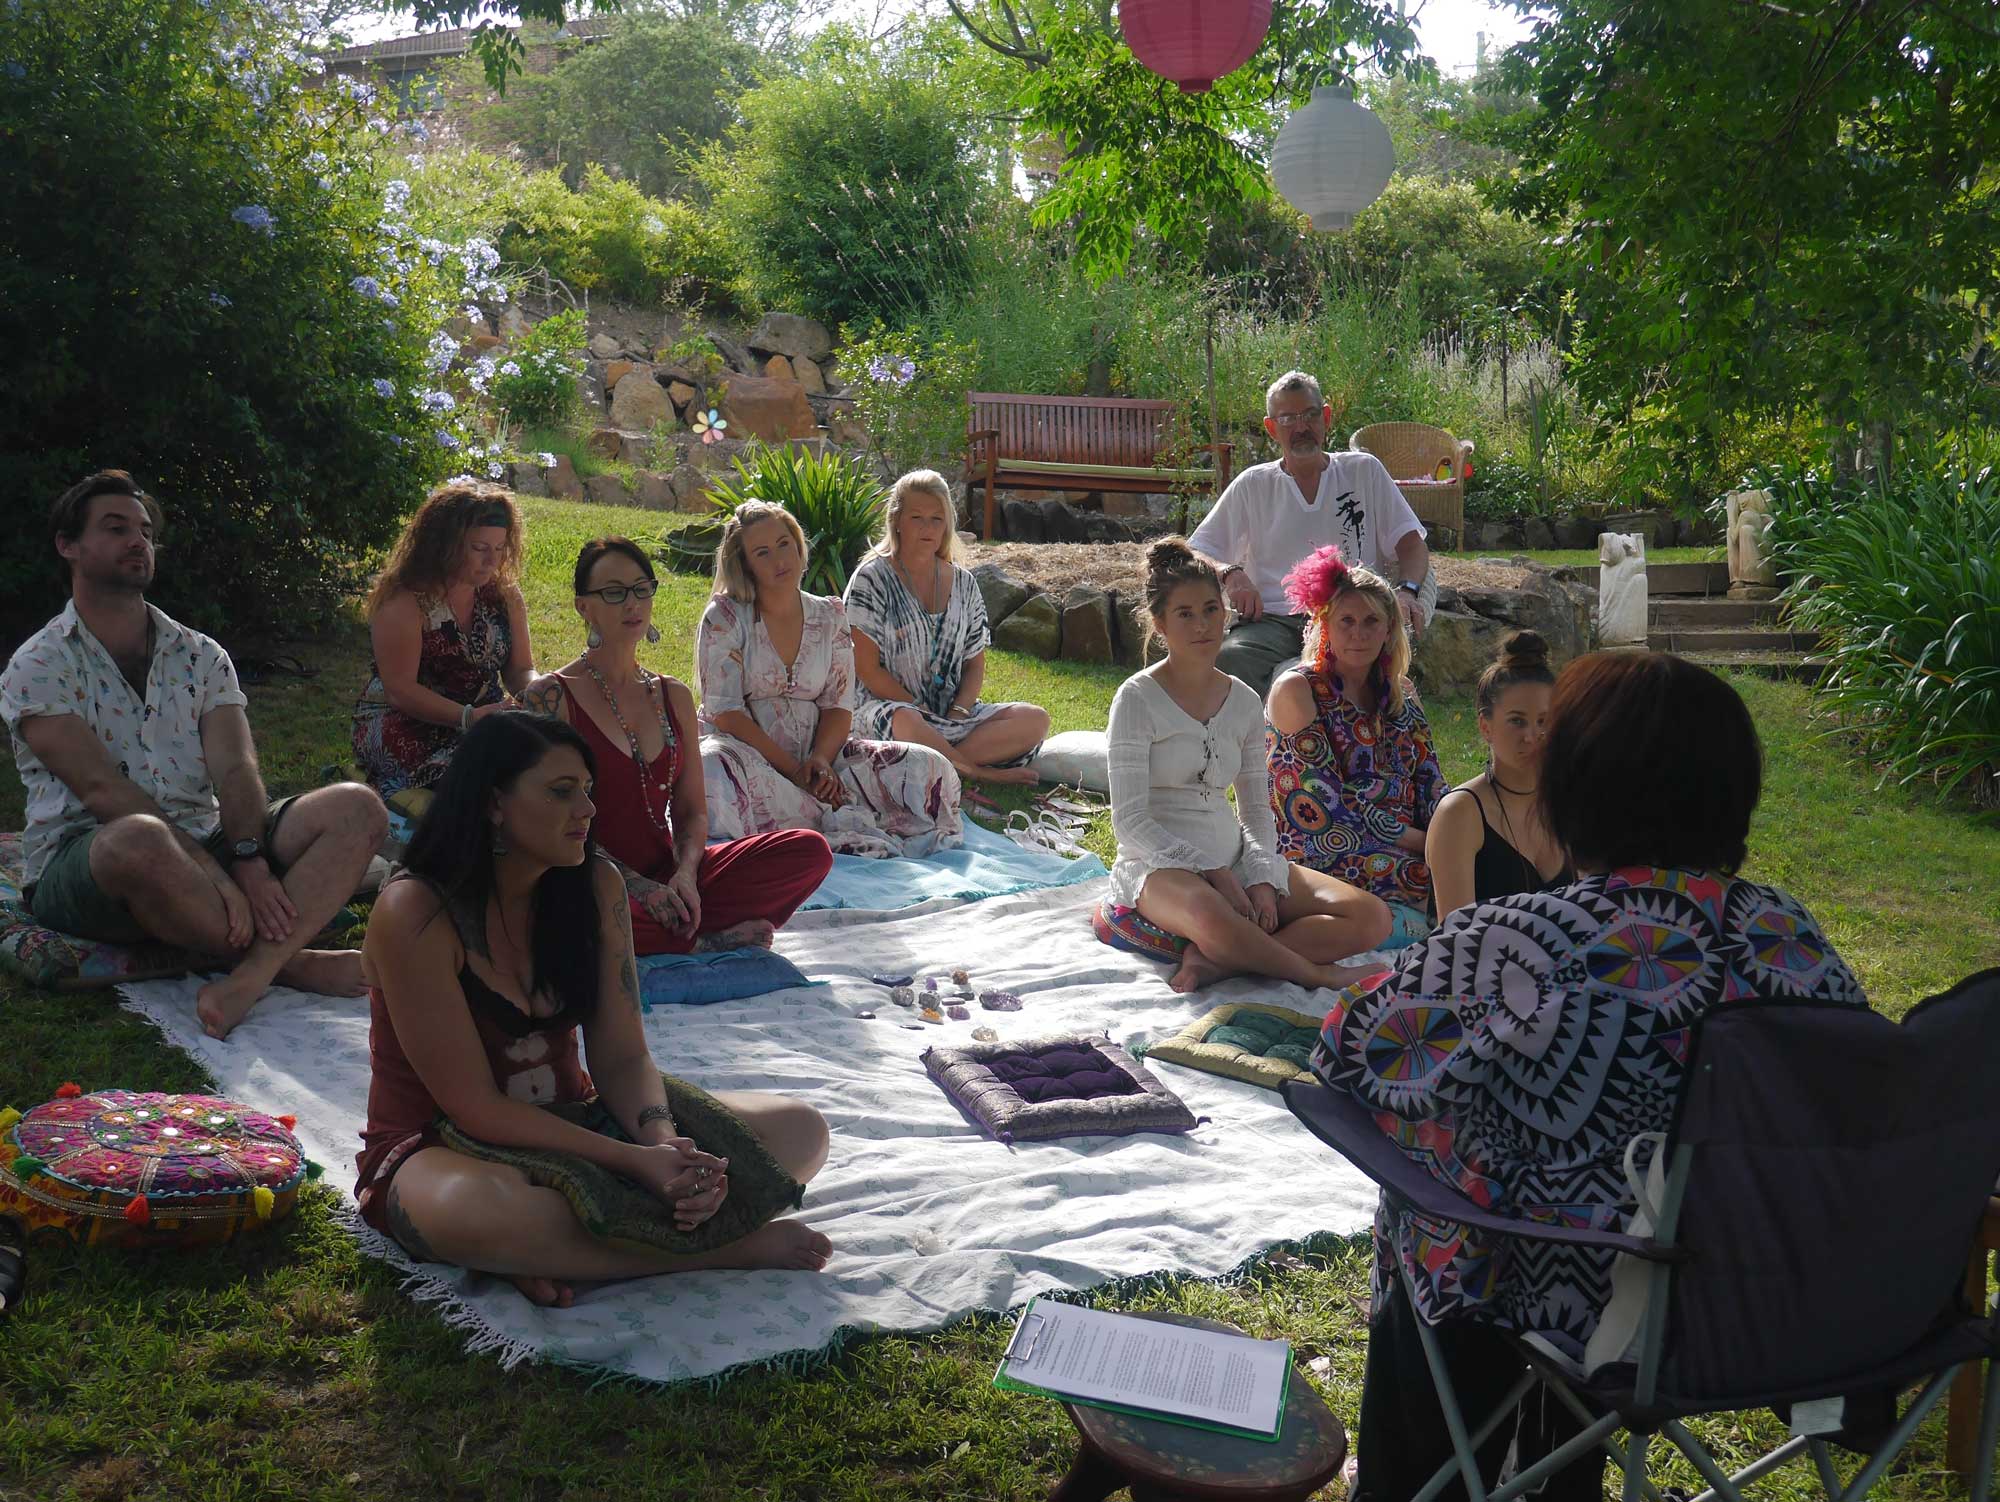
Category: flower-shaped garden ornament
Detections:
[{"x1": 693, "y1": 408, "x2": 728, "y2": 445}]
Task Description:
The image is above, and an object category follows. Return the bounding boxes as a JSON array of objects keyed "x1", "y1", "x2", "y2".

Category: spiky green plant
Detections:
[
  {"x1": 705, "y1": 442, "x2": 888, "y2": 596},
  {"x1": 1761, "y1": 464, "x2": 2000, "y2": 802}
]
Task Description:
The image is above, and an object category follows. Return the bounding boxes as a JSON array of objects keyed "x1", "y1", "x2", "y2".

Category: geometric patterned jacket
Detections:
[{"x1": 1310, "y1": 866, "x2": 1866, "y2": 1362}]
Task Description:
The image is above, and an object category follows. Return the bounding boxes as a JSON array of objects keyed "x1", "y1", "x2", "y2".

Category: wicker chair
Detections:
[{"x1": 1350, "y1": 422, "x2": 1475, "y2": 548}]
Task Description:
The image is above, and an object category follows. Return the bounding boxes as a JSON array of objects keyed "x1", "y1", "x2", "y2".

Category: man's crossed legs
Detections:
[{"x1": 61, "y1": 783, "x2": 386, "y2": 1039}]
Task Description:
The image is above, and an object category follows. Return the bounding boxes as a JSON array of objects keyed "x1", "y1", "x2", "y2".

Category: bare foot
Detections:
[
  {"x1": 731, "y1": 1219, "x2": 832, "y2": 1271},
  {"x1": 194, "y1": 974, "x2": 267, "y2": 1040},
  {"x1": 274, "y1": 949, "x2": 366, "y2": 997},
  {"x1": 1168, "y1": 943, "x2": 1230, "y2": 995},
  {"x1": 505, "y1": 1273, "x2": 575, "y2": 1309},
  {"x1": 966, "y1": 762, "x2": 1040, "y2": 786},
  {"x1": 694, "y1": 920, "x2": 775, "y2": 952}
]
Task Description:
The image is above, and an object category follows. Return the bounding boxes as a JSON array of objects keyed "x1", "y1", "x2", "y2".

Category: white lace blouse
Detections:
[{"x1": 1105, "y1": 668, "x2": 1290, "y2": 908}]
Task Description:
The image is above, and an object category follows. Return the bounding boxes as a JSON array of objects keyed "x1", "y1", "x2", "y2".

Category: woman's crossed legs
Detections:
[
  {"x1": 381, "y1": 1091, "x2": 832, "y2": 1308},
  {"x1": 1138, "y1": 863, "x2": 1391, "y2": 996}
]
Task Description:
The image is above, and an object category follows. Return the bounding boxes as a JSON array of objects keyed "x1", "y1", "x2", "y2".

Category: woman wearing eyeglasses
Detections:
[
  {"x1": 353, "y1": 483, "x2": 536, "y2": 799},
  {"x1": 519, "y1": 537, "x2": 831, "y2": 955}
]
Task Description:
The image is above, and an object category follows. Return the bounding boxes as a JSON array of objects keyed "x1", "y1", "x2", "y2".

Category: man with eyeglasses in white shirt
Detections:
[{"x1": 1189, "y1": 370, "x2": 1436, "y2": 695}]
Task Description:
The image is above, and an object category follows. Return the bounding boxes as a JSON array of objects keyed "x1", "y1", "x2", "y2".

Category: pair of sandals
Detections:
[{"x1": 0, "y1": 1214, "x2": 23, "y2": 1317}]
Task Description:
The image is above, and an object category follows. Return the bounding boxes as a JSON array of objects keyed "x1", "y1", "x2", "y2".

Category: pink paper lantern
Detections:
[{"x1": 1118, "y1": 0, "x2": 1273, "y2": 93}]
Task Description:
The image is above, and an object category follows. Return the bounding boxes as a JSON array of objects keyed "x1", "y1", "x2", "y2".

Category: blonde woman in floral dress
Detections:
[{"x1": 697, "y1": 502, "x2": 961, "y2": 859}]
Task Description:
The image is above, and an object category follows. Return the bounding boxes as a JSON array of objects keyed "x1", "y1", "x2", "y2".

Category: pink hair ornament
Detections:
[{"x1": 1281, "y1": 545, "x2": 1352, "y2": 616}]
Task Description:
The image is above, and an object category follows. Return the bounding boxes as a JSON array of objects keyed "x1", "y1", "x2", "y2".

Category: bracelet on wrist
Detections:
[
  {"x1": 459, "y1": 702, "x2": 474, "y2": 732},
  {"x1": 636, "y1": 1104, "x2": 676, "y2": 1132}
]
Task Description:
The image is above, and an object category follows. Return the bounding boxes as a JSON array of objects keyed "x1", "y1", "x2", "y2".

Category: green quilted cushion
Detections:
[
  {"x1": 438, "y1": 1073, "x2": 805, "y2": 1256},
  {"x1": 1141, "y1": 1002, "x2": 1328, "y2": 1090}
]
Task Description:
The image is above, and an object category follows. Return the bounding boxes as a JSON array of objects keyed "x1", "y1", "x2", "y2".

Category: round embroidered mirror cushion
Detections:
[{"x1": 0, "y1": 1088, "x2": 315, "y2": 1247}]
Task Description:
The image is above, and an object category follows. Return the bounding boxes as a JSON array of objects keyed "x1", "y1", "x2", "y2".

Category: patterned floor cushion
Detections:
[
  {"x1": 0, "y1": 1086, "x2": 317, "y2": 1247},
  {"x1": 1091, "y1": 901, "x2": 1189, "y2": 963},
  {"x1": 1141, "y1": 1001, "x2": 1337, "y2": 1090},
  {"x1": 437, "y1": 1073, "x2": 805, "y2": 1257},
  {"x1": 923, "y1": 1033, "x2": 1198, "y2": 1145}
]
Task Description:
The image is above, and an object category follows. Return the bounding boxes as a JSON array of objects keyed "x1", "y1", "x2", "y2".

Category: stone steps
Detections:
[
  {"x1": 1589, "y1": 559, "x2": 1731, "y2": 597},
  {"x1": 1649, "y1": 626, "x2": 1822, "y2": 654},
  {"x1": 1669, "y1": 648, "x2": 1832, "y2": 681},
  {"x1": 1650, "y1": 598, "x2": 1779, "y2": 628}
]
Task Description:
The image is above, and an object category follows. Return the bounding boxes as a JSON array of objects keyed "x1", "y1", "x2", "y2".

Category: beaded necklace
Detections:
[{"x1": 581, "y1": 658, "x2": 676, "y2": 836}]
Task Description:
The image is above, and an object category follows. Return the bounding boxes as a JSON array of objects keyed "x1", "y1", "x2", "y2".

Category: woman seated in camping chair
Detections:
[{"x1": 1307, "y1": 651, "x2": 1870, "y2": 1501}]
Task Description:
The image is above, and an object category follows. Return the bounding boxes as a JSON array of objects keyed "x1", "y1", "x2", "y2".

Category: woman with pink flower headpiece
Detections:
[{"x1": 1265, "y1": 546, "x2": 1446, "y2": 940}]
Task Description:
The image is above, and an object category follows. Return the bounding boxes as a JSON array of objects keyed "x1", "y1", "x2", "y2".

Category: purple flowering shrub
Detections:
[{"x1": 0, "y1": 0, "x2": 497, "y2": 638}]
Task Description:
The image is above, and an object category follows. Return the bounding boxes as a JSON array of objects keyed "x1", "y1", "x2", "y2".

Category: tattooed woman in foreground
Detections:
[{"x1": 354, "y1": 712, "x2": 831, "y2": 1308}]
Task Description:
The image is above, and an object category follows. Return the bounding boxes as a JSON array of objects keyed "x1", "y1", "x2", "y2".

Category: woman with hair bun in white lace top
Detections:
[{"x1": 1104, "y1": 538, "x2": 1392, "y2": 996}]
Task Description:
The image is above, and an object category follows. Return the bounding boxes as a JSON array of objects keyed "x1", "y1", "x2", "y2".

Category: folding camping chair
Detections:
[{"x1": 1284, "y1": 969, "x2": 2000, "y2": 1502}]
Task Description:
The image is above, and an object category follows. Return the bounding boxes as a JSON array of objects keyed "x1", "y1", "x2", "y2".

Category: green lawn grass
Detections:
[{"x1": 2, "y1": 497, "x2": 1995, "y2": 1500}]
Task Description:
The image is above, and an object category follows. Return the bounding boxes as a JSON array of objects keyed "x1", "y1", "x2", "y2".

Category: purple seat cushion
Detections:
[{"x1": 923, "y1": 1033, "x2": 1197, "y2": 1144}]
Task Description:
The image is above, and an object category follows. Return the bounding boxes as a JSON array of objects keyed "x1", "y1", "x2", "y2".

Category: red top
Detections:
[
  {"x1": 353, "y1": 959, "x2": 595, "y2": 1232},
  {"x1": 566, "y1": 690, "x2": 682, "y2": 882}
]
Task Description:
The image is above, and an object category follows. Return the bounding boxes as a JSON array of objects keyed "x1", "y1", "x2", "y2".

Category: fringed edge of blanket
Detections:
[{"x1": 385, "y1": 1223, "x2": 1376, "y2": 1396}]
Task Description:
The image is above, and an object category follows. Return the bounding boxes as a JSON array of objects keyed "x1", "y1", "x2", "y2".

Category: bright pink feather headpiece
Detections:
[{"x1": 1281, "y1": 545, "x2": 1352, "y2": 616}]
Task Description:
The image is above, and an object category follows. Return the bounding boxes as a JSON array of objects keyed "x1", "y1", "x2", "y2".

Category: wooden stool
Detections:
[
  {"x1": 1945, "y1": 1197, "x2": 2000, "y2": 1481},
  {"x1": 1048, "y1": 1311, "x2": 1347, "y2": 1502}
]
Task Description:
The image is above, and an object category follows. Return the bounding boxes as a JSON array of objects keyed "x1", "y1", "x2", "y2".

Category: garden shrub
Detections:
[
  {"x1": 1464, "y1": 457, "x2": 1545, "y2": 521},
  {"x1": 840, "y1": 325, "x2": 979, "y2": 479},
  {"x1": 704, "y1": 52, "x2": 976, "y2": 324},
  {"x1": 1762, "y1": 464, "x2": 2000, "y2": 801},
  {"x1": 0, "y1": 0, "x2": 489, "y2": 644},
  {"x1": 447, "y1": 13, "x2": 760, "y2": 201},
  {"x1": 493, "y1": 167, "x2": 740, "y2": 309},
  {"x1": 1335, "y1": 176, "x2": 1551, "y2": 342},
  {"x1": 490, "y1": 309, "x2": 587, "y2": 429},
  {"x1": 704, "y1": 445, "x2": 887, "y2": 596}
]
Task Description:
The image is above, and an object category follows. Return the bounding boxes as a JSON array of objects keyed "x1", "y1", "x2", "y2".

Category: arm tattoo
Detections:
[
  {"x1": 518, "y1": 678, "x2": 566, "y2": 719},
  {"x1": 384, "y1": 1180, "x2": 439, "y2": 1264},
  {"x1": 608, "y1": 854, "x2": 662, "y2": 901},
  {"x1": 619, "y1": 952, "x2": 641, "y2": 1016}
]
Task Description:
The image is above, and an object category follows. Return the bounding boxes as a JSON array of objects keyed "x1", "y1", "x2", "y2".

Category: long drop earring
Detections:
[
  {"x1": 491, "y1": 822, "x2": 509, "y2": 856},
  {"x1": 645, "y1": 623, "x2": 661, "y2": 644},
  {"x1": 586, "y1": 626, "x2": 603, "y2": 649}
]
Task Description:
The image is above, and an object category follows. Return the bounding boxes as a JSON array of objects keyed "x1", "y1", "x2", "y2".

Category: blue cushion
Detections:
[{"x1": 635, "y1": 947, "x2": 817, "y2": 1008}]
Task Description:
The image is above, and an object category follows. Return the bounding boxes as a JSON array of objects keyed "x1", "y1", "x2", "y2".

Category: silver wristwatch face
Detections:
[{"x1": 232, "y1": 839, "x2": 261, "y2": 859}]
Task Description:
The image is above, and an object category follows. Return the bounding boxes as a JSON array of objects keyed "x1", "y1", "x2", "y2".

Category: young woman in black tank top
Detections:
[{"x1": 1425, "y1": 631, "x2": 1570, "y2": 919}]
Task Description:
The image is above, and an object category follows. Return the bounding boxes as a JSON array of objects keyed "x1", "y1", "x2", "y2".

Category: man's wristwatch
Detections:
[
  {"x1": 1396, "y1": 580, "x2": 1421, "y2": 596},
  {"x1": 229, "y1": 837, "x2": 264, "y2": 865}
]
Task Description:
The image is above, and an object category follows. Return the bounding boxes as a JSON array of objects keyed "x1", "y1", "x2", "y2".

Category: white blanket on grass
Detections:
[{"x1": 116, "y1": 880, "x2": 1381, "y2": 1384}]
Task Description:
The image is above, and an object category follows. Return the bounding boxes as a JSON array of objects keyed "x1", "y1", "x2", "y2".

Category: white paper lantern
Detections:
[{"x1": 1270, "y1": 85, "x2": 1395, "y2": 231}]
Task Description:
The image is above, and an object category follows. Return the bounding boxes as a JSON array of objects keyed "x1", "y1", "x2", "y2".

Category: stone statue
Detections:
[
  {"x1": 1726, "y1": 488, "x2": 1779, "y2": 597},
  {"x1": 1597, "y1": 531, "x2": 1649, "y2": 646}
]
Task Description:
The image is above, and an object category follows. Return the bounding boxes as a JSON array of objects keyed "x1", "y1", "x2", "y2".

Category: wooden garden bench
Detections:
[{"x1": 965, "y1": 393, "x2": 1232, "y2": 538}]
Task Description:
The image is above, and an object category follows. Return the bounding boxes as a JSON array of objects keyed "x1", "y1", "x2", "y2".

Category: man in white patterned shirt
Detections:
[
  {"x1": 1190, "y1": 370, "x2": 1437, "y2": 695},
  {"x1": 1, "y1": 470, "x2": 386, "y2": 1039}
]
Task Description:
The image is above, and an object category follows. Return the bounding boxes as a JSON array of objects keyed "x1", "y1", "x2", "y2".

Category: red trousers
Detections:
[{"x1": 630, "y1": 829, "x2": 832, "y2": 955}]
